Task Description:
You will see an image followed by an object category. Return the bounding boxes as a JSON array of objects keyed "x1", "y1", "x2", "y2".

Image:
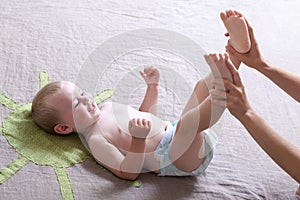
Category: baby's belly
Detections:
[
  {"x1": 111, "y1": 102, "x2": 168, "y2": 138},
  {"x1": 107, "y1": 102, "x2": 168, "y2": 172},
  {"x1": 115, "y1": 126, "x2": 165, "y2": 153}
]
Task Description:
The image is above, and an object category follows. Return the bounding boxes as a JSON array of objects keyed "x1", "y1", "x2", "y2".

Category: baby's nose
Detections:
[
  {"x1": 80, "y1": 96, "x2": 91, "y2": 105},
  {"x1": 85, "y1": 98, "x2": 92, "y2": 105}
]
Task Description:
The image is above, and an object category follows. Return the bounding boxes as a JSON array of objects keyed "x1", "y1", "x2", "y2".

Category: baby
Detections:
[{"x1": 31, "y1": 10, "x2": 250, "y2": 180}]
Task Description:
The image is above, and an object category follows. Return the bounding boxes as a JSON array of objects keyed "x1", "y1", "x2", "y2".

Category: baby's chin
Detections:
[
  {"x1": 93, "y1": 113, "x2": 102, "y2": 124},
  {"x1": 93, "y1": 107, "x2": 102, "y2": 122}
]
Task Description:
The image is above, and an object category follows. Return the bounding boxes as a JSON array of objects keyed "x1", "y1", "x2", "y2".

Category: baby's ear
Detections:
[{"x1": 54, "y1": 124, "x2": 73, "y2": 135}]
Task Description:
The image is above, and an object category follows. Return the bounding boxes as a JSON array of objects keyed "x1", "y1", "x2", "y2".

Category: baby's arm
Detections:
[
  {"x1": 89, "y1": 118, "x2": 150, "y2": 181},
  {"x1": 139, "y1": 67, "x2": 159, "y2": 115}
]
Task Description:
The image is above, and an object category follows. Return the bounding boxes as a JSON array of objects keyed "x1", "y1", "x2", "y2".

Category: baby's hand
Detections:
[
  {"x1": 128, "y1": 118, "x2": 151, "y2": 139},
  {"x1": 139, "y1": 67, "x2": 160, "y2": 86}
]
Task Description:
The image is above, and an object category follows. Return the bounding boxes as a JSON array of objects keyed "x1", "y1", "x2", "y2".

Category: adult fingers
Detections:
[
  {"x1": 224, "y1": 60, "x2": 243, "y2": 87},
  {"x1": 244, "y1": 18, "x2": 258, "y2": 46},
  {"x1": 223, "y1": 79, "x2": 243, "y2": 97},
  {"x1": 225, "y1": 42, "x2": 243, "y2": 61}
]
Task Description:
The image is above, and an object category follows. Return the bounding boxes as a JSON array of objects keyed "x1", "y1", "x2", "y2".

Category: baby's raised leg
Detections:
[
  {"x1": 170, "y1": 53, "x2": 230, "y2": 172},
  {"x1": 181, "y1": 53, "x2": 233, "y2": 116},
  {"x1": 180, "y1": 74, "x2": 211, "y2": 117},
  {"x1": 221, "y1": 10, "x2": 251, "y2": 54}
]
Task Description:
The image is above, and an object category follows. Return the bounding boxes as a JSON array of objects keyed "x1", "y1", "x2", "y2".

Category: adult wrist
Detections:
[
  {"x1": 256, "y1": 59, "x2": 271, "y2": 73},
  {"x1": 239, "y1": 108, "x2": 256, "y2": 124}
]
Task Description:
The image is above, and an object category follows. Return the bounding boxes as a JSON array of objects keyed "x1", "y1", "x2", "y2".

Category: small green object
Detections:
[
  {"x1": 94, "y1": 89, "x2": 114, "y2": 104},
  {"x1": 132, "y1": 180, "x2": 142, "y2": 188},
  {"x1": 39, "y1": 71, "x2": 49, "y2": 89}
]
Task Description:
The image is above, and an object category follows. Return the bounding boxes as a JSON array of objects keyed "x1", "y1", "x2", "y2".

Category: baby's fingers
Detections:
[
  {"x1": 143, "y1": 66, "x2": 155, "y2": 74},
  {"x1": 139, "y1": 70, "x2": 146, "y2": 78}
]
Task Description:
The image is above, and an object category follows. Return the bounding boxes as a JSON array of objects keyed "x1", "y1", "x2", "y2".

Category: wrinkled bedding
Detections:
[{"x1": 1, "y1": 1, "x2": 300, "y2": 199}]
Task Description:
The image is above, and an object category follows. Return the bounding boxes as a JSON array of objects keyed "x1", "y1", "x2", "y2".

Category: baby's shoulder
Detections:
[
  {"x1": 88, "y1": 133, "x2": 109, "y2": 150},
  {"x1": 89, "y1": 131, "x2": 106, "y2": 141}
]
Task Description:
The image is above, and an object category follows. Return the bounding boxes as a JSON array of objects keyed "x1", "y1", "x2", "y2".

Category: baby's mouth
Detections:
[{"x1": 89, "y1": 102, "x2": 96, "y2": 113}]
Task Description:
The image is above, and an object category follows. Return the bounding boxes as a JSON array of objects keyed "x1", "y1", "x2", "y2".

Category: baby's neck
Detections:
[{"x1": 77, "y1": 120, "x2": 100, "y2": 138}]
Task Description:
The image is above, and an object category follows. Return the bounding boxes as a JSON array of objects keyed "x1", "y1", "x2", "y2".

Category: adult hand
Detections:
[{"x1": 211, "y1": 57, "x2": 252, "y2": 120}]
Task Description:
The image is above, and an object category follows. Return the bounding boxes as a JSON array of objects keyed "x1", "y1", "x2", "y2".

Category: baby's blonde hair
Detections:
[{"x1": 31, "y1": 81, "x2": 63, "y2": 134}]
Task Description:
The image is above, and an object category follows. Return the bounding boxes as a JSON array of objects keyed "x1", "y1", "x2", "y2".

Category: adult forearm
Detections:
[
  {"x1": 120, "y1": 138, "x2": 146, "y2": 180},
  {"x1": 240, "y1": 110, "x2": 300, "y2": 183},
  {"x1": 258, "y1": 60, "x2": 300, "y2": 102}
]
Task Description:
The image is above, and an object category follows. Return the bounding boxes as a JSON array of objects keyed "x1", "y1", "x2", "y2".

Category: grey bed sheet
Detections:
[{"x1": 1, "y1": 0, "x2": 300, "y2": 199}]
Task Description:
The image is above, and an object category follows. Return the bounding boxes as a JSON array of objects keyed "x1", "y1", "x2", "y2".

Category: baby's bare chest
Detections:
[{"x1": 96, "y1": 102, "x2": 166, "y2": 152}]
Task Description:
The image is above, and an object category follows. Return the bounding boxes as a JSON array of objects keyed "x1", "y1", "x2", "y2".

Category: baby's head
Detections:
[
  {"x1": 32, "y1": 81, "x2": 65, "y2": 134},
  {"x1": 32, "y1": 81, "x2": 100, "y2": 135}
]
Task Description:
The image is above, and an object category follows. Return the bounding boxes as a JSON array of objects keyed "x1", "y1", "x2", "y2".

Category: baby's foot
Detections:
[
  {"x1": 204, "y1": 53, "x2": 233, "y2": 82},
  {"x1": 221, "y1": 10, "x2": 251, "y2": 53}
]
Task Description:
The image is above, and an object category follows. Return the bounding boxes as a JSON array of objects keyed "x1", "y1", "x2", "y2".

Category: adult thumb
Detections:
[{"x1": 226, "y1": 43, "x2": 243, "y2": 60}]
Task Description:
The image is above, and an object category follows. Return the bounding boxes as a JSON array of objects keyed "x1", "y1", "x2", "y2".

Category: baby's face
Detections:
[{"x1": 49, "y1": 81, "x2": 101, "y2": 133}]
